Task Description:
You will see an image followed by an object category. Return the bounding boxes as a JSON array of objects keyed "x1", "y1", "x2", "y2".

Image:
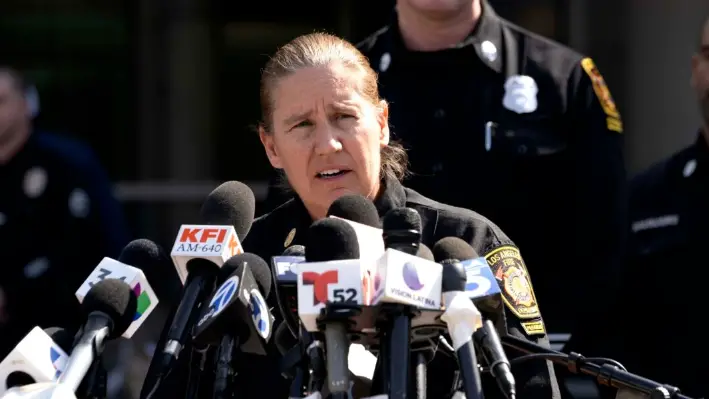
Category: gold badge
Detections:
[
  {"x1": 485, "y1": 246, "x2": 541, "y2": 319},
  {"x1": 521, "y1": 319, "x2": 546, "y2": 336},
  {"x1": 283, "y1": 228, "x2": 296, "y2": 248},
  {"x1": 580, "y1": 57, "x2": 623, "y2": 133}
]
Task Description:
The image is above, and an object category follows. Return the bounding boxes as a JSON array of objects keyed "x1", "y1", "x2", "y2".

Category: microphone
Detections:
[
  {"x1": 326, "y1": 194, "x2": 381, "y2": 228},
  {"x1": 159, "y1": 181, "x2": 256, "y2": 379},
  {"x1": 192, "y1": 253, "x2": 273, "y2": 399},
  {"x1": 433, "y1": 237, "x2": 515, "y2": 399},
  {"x1": 74, "y1": 239, "x2": 162, "y2": 338},
  {"x1": 192, "y1": 253, "x2": 274, "y2": 351},
  {"x1": 59, "y1": 279, "x2": 137, "y2": 392},
  {"x1": 326, "y1": 194, "x2": 385, "y2": 262},
  {"x1": 272, "y1": 245, "x2": 306, "y2": 337},
  {"x1": 439, "y1": 255, "x2": 484, "y2": 399},
  {"x1": 376, "y1": 208, "x2": 443, "y2": 399},
  {"x1": 303, "y1": 218, "x2": 362, "y2": 399},
  {"x1": 0, "y1": 327, "x2": 71, "y2": 395}
]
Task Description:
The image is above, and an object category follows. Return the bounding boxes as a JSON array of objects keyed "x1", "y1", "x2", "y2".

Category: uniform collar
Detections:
[{"x1": 380, "y1": 0, "x2": 504, "y2": 73}]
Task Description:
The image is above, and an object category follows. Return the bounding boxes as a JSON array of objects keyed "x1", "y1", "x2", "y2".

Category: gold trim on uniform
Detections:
[
  {"x1": 580, "y1": 57, "x2": 623, "y2": 133},
  {"x1": 284, "y1": 228, "x2": 296, "y2": 248},
  {"x1": 520, "y1": 319, "x2": 546, "y2": 336},
  {"x1": 485, "y1": 246, "x2": 541, "y2": 319}
]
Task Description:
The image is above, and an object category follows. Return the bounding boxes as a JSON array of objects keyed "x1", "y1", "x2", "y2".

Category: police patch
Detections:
[
  {"x1": 485, "y1": 246, "x2": 541, "y2": 319},
  {"x1": 580, "y1": 57, "x2": 623, "y2": 133}
]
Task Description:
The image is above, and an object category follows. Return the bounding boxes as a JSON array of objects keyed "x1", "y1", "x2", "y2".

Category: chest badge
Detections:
[
  {"x1": 502, "y1": 75, "x2": 538, "y2": 114},
  {"x1": 284, "y1": 228, "x2": 296, "y2": 248}
]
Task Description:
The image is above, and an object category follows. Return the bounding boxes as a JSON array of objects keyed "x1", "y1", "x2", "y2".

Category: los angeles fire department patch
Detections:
[{"x1": 485, "y1": 246, "x2": 541, "y2": 319}]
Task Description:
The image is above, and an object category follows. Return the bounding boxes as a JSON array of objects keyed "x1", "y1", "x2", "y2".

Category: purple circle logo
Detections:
[{"x1": 402, "y1": 262, "x2": 424, "y2": 291}]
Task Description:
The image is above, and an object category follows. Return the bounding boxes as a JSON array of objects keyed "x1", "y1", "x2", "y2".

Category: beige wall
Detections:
[{"x1": 570, "y1": 0, "x2": 709, "y2": 175}]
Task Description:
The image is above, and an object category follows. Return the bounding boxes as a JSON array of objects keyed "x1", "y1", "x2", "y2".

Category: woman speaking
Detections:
[
  {"x1": 141, "y1": 32, "x2": 560, "y2": 399},
  {"x1": 240, "y1": 33, "x2": 560, "y2": 399}
]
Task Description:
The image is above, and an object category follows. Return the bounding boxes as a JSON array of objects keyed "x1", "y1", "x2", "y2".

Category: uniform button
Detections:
[
  {"x1": 683, "y1": 159, "x2": 697, "y2": 177},
  {"x1": 434, "y1": 109, "x2": 446, "y2": 119}
]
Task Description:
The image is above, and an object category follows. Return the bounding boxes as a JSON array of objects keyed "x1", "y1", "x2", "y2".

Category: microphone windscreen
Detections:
[
  {"x1": 306, "y1": 218, "x2": 360, "y2": 262},
  {"x1": 221, "y1": 253, "x2": 272, "y2": 297},
  {"x1": 118, "y1": 238, "x2": 179, "y2": 300},
  {"x1": 382, "y1": 207, "x2": 422, "y2": 233},
  {"x1": 81, "y1": 279, "x2": 138, "y2": 339},
  {"x1": 200, "y1": 181, "x2": 256, "y2": 238},
  {"x1": 432, "y1": 237, "x2": 478, "y2": 263},
  {"x1": 43, "y1": 327, "x2": 73, "y2": 354},
  {"x1": 282, "y1": 245, "x2": 305, "y2": 257},
  {"x1": 416, "y1": 243, "x2": 434, "y2": 261},
  {"x1": 118, "y1": 239, "x2": 170, "y2": 268},
  {"x1": 327, "y1": 194, "x2": 381, "y2": 228}
]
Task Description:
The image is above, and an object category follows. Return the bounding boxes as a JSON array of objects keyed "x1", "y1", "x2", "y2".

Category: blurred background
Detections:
[{"x1": 3, "y1": 0, "x2": 708, "y2": 244}]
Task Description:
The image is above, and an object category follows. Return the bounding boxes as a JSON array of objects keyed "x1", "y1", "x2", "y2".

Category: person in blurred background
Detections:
[
  {"x1": 0, "y1": 66, "x2": 130, "y2": 359},
  {"x1": 590, "y1": 17, "x2": 709, "y2": 399},
  {"x1": 353, "y1": 0, "x2": 627, "y2": 357}
]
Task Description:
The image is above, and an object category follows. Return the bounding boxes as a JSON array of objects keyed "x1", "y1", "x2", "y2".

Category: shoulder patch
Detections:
[
  {"x1": 485, "y1": 246, "x2": 541, "y2": 319},
  {"x1": 580, "y1": 57, "x2": 623, "y2": 133}
]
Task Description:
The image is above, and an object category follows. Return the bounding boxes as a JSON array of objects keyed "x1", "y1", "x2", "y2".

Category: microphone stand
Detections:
[
  {"x1": 76, "y1": 356, "x2": 107, "y2": 399},
  {"x1": 501, "y1": 335, "x2": 695, "y2": 399},
  {"x1": 213, "y1": 336, "x2": 237, "y2": 399}
]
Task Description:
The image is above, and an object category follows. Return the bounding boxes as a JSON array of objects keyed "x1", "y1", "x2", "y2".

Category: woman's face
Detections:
[{"x1": 260, "y1": 63, "x2": 390, "y2": 218}]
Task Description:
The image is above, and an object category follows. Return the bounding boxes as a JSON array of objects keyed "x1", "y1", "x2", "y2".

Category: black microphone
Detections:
[
  {"x1": 59, "y1": 279, "x2": 137, "y2": 393},
  {"x1": 192, "y1": 253, "x2": 273, "y2": 350},
  {"x1": 304, "y1": 217, "x2": 361, "y2": 399},
  {"x1": 272, "y1": 244, "x2": 306, "y2": 338},
  {"x1": 156, "y1": 181, "x2": 256, "y2": 384},
  {"x1": 433, "y1": 237, "x2": 515, "y2": 399},
  {"x1": 192, "y1": 253, "x2": 273, "y2": 399},
  {"x1": 381, "y1": 207, "x2": 422, "y2": 399},
  {"x1": 326, "y1": 194, "x2": 382, "y2": 228}
]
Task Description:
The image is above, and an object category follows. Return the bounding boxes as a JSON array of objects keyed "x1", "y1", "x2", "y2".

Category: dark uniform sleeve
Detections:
[
  {"x1": 561, "y1": 58, "x2": 628, "y2": 355},
  {"x1": 431, "y1": 211, "x2": 561, "y2": 399}
]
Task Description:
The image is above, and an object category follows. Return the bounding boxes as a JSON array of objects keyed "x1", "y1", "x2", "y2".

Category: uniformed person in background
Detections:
[
  {"x1": 589, "y1": 17, "x2": 709, "y2": 399},
  {"x1": 355, "y1": 0, "x2": 628, "y2": 356},
  {"x1": 0, "y1": 67, "x2": 130, "y2": 358}
]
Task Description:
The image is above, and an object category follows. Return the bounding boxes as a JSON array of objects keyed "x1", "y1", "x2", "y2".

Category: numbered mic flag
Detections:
[
  {"x1": 371, "y1": 248, "x2": 442, "y2": 310},
  {"x1": 461, "y1": 257, "x2": 501, "y2": 300},
  {"x1": 296, "y1": 259, "x2": 368, "y2": 332},
  {"x1": 75, "y1": 257, "x2": 159, "y2": 338},
  {"x1": 0, "y1": 327, "x2": 69, "y2": 395},
  {"x1": 170, "y1": 225, "x2": 243, "y2": 283}
]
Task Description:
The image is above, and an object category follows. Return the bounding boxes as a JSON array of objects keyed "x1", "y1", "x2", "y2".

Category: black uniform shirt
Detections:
[
  {"x1": 0, "y1": 131, "x2": 129, "y2": 358},
  {"x1": 599, "y1": 132, "x2": 709, "y2": 398},
  {"x1": 356, "y1": 1, "x2": 627, "y2": 340},
  {"x1": 238, "y1": 177, "x2": 560, "y2": 399}
]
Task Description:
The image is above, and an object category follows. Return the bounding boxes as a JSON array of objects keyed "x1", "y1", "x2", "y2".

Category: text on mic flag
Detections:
[
  {"x1": 75, "y1": 257, "x2": 159, "y2": 338},
  {"x1": 170, "y1": 224, "x2": 242, "y2": 283}
]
